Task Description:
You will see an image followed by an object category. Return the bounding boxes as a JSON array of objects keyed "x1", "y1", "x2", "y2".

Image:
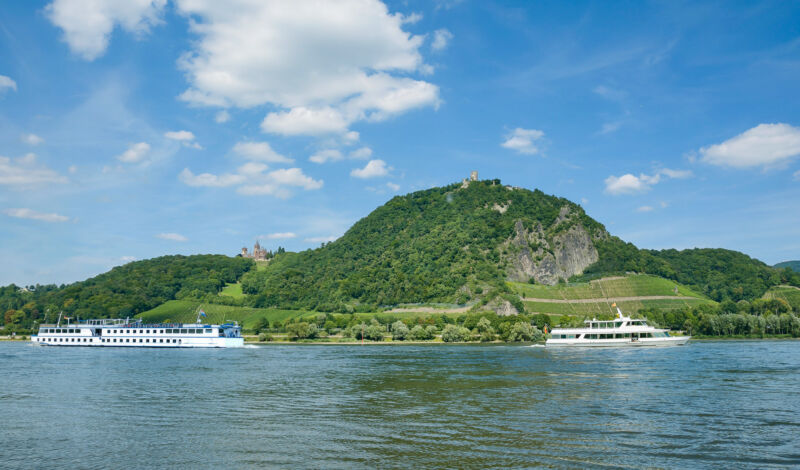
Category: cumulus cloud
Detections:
[
  {"x1": 700, "y1": 123, "x2": 800, "y2": 168},
  {"x1": 46, "y1": 0, "x2": 167, "y2": 60},
  {"x1": 261, "y1": 232, "x2": 297, "y2": 240},
  {"x1": 116, "y1": 142, "x2": 151, "y2": 163},
  {"x1": 387, "y1": 182, "x2": 400, "y2": 191},
  {"x1": 214, "y1": 110, "x2": 230, "y2": 123},
  {"x1": 501, "y1": 128, "x2": 545, "y2": 155},
  {"x1": 636, "y1": 205, "x2": 654, "y2": 213},
  {"x1": 21, "y1": 133, "x2": 44, "y2": 145},
  {"x1": 165, "y1": 130, "x2": 202, "y2": 149},
  {"x1": 305, "y1": 235, "x2": 339, "y2": 243},
  {"x1": 0, "y1": 154, "x2": 68, "y2": 187},
  {"x1": 4, "y1": 208, "x2": 69, "y2": 223},
  {"x1": 175, "y1": 0, "x2": 439, "y2": 136},
  {"x1": 156, "y1": 232, "x2": 188, "y2": 242},
  {"x1": 349, "y1": 147, "x2": 373, "y2": 160},
  {"x1": 0, "y1": 75, "x2": 17, "y2": 93},
  {"x1": 233, "y1": 141, "x2": 292, "y2": 163},
  {"x1": 604, "y1": 168, "x2": 693, "y2": 195},
  {"x1": 351, "y1": 159, "x2": 390, "y2": 178},
  {"x1": 310, "y1": 149, "x2": 343, "y2": 164},
  {"x1": 180, "y1": 164, "x2": 322, "y2": 198},
  {"x1": 431, "y1": 28, "x2": 453, "y2": 51}
]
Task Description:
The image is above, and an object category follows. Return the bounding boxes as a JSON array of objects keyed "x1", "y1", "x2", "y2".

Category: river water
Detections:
[{"x1": 1, "y1": 341, "x2": 799, "y2": 469}]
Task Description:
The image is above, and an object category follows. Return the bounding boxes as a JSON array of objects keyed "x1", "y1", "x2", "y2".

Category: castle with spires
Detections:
[{"x1": 241, "y1": 241, "x2": 269, "y2": 261}]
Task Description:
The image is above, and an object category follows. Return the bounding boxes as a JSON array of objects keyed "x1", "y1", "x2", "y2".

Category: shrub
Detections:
[
  {"x1": 286, "y1": 322, "x2": 318, "y2": 340},
  {"x1": 475, "y1": 317, "x2": 496, "y2": 342},
  {"x1": 410, "y1": 324, "x2": 433, "y2": 341},
  {"x1": 391, "y1": 321, "x2": 410, "y2": 341},
  {"x1": 441, "y1": 324, "x2": 471, "y2": 342}
]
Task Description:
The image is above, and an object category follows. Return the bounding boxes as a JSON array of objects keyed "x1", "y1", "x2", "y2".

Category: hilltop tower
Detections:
[{"x1": 470, "y1": 170, "x2": 478, "y2": 181}]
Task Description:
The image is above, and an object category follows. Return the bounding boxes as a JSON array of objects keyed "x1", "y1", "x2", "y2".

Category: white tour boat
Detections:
[
  {"x1": 545, "y1": 304, "x2": 690, "y2": 347},
  {"x1": 31, "y1": 312, "x2": 243, "y2": 348}
]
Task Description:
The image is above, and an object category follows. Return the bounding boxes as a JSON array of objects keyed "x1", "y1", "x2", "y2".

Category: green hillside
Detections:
[
  {"x1": 240, "y1": 179, "x2": 798, "y2": 311},
  {"x1": 0, "y1": 255, "x2": 253, "y2": 329},
  {"x1": 775, "y1": 261, "x2": 800, "y2": 272},
  {"x1": 138, "y1": 300, "x2": 316, "y2": 330}
]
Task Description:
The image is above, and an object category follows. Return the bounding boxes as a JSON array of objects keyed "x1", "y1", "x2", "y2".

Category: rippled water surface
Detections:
[{"x1": 1, "y1": 341, "x2": 799, "y2": 469}]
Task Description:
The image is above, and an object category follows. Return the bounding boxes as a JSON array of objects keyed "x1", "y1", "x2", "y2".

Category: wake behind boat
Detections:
[{"x1": 545, "y1": 304, "x2": 690, "y2": 347}]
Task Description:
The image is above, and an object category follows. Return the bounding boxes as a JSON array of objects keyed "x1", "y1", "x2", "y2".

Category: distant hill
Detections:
[
  {"x1": 3, "y1": 179, "x2": 798, "y2": 331},
  {"x1": 240, "y1": 179, "x2": 799, "y2": 310},
  {"x1": 0, "y1": 255, "x2": 253, "y2": 327},
  {"x1": 775, "y1": 260, "x2": 800, "y2": 272}
]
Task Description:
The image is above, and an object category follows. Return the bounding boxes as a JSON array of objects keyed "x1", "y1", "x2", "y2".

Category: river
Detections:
[{"x1": 1, "y1": 341, "x2": 798, "y2": 469}]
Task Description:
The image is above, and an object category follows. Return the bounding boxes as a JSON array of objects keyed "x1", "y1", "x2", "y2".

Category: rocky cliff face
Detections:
[{"x1": 503, "y1": 206, "x2": 601, "y2": 285}]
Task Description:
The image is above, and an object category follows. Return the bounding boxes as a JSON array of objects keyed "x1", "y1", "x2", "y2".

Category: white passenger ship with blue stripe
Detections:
[
  {"x1": 545, "y1": 304, "x2": 690, "y2": 347},
  {"x1": 31, "y1": 312, "x2": 243, "y2": 348}
]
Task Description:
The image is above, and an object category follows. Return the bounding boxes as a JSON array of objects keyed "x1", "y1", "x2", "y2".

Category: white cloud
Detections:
[
  {"x1": 120, "y1": 256, "x2": 137, "y2": 262},
  {"x1": 215, "y1": 110, "x2": 230, "y2": 123},
  {"x1": 349, "y1": 146, "x2": 373, "y2": 160},
  {"x1": 700, "y1": 123, "x2": 800, "y2": 168},
  {"x1": 21, "y1": 133, "x2": 44, "y2": 146},
  {"x1": 164, "y1": 130, "x2": 195, "y2": 141},
  {"x1": 351, "y1": 159, "x2": 390, "y2": 178},
  {"x1": 636, "y1": 205, "x2": 654, "y2": 213},
  {"x1": 165, "y1": 130, "x2": 202, "y2": 149},
  {"x1": 179, "y1": 168, "x2": 245, "y2": 187},
  {"x1": 431, "y1": 29, "x2": 453, "y2": 51},
  {"x1": 176, "y1": 0, "x2": 439, "y2": 136},
  {"x1": 156, "y1": 232, "x2": 188, "y2": 242},
  {"x1": 310, "y1": 149, "x2": 343, "y2": 164},
  {"x1": 598, "y1": 121, "x2": 622, "y2": 135},
  {"x1": 261, "y1": 106, "x2": 350, "y2": 136},
  {"x1": 387, "y1": 182, "x2": 400, "y2": 191},
  {"x1": 0, "y1": 154, "x2": 68, "y2": 187},
  {"x1": 181, "y1": 164, "x2": 322, "y2": 198},
  {"x1": 233, "y1": 141, "x2": 292, "y2": 163},
  {"x1": 604, "y1": 168, "x2": 693, "y2": 195},
  {"x1": 4, "y1": 208, "x2": 69, "y2": 223},
  {"x1": 46, "y1": 0, "x2": 167, "y2": 60},
  {"x1": 0, "y1": 75, "x2": 17, "y2": 93},
  {"x1": 501, "y1": 128, "x2": 545, "y2": 155},
  {"x1": 261, "y1": 232, "x2": 297, "y2": 240},
  {"x1": 116, "y1": 142, "x2": 151, "y2": 163},
  {"x1": 305, "y1": 235, "x2": 338, "y2": 243}
]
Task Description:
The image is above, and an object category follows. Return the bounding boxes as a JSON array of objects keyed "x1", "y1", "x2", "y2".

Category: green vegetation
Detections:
[
  {"x1": 0, "y1": 255, "x2": 253, "y2": 331},
  {"x1": 775, "y1": 261, "x2": 800, "y2": 272},
  {"x1": 510, "y1": 274, "x2": 705, "y2": 300},
  {"x1": 583, "y1": 241, "x2": 800, "y2": 302},
  {"x1": 219, "y1": 283, "x2": 244, "y2": 298},
  {"x1": 240, "y1": 180, "x2": 605, "y2": 311}
]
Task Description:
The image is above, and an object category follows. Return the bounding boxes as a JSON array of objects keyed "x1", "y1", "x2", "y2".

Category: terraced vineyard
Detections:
[
  {"x1": 510, "y1": 274, "x2": 715, "y2": 316},
  {"x1": 138, "y1": 300, "x2": 317, "y2": 329},
  {"x1": 762, "y1": 286, "x2": 800, "y2": 310}
]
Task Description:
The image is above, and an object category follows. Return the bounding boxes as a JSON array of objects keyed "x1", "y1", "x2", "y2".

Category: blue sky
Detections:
[{"x1": 1, "y1": 0, "x2": 799, "y2": 286}]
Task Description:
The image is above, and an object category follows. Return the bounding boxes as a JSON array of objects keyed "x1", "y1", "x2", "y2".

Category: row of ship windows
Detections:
[
  {"x1": 555, "y1": 333, "x2": 657, "y2": 339},
  {"x1": 38, "y1": 337, "x2": 183, "y2": 344},
  {"x1": 39, "y1": 328, "x2": 213, "y2": 335}
]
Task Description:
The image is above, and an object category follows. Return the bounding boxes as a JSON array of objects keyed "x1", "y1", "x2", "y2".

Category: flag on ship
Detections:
[{"x1": 199, "y1": 310, "x2": 206, "y2": 317}]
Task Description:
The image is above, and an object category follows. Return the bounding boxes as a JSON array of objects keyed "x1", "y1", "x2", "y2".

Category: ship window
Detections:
[
  {"x1": 159, "y1": 339, "x2": 163, "y2": 343},
  {"x1": 160, "y1": 330, "x2": 164, "y2": 334},
  {"x1": 204, "y1": 329, "x2": 212, "y2": 334},
  {"x1": 125, "y1": 339, "x2": 129, "y2": 343},
  {"x1": 181, "y1": 329, "x2": 188, "y2": 334},
  {"x1": 615, "y1": 322, "x2": 622, "y2": 327}
]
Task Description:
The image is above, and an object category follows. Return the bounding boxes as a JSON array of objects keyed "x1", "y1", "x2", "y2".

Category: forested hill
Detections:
[
  {"x1": 241, "y1": 179, "x2": 607, "y2": 310},
  {"x1": 775, "y1": 261, "x2": 800, "y2": 272},
  {"x1": 1, "y1": 255, "x2": 253, "y2": 326},
  {"x1": 240, "y1": 179, "x2": 799, "y2": 310}
]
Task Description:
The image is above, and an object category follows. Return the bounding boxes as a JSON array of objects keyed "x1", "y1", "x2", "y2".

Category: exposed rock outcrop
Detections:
[{"x1": 503, "y1": 206, "x2": 600, "y2": 285}]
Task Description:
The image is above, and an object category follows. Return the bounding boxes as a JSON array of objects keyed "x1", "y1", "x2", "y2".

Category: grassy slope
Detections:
[
  {"x1": 510, "y1": 274, "x2": 715, "y2": 316},
  {"x1": 762, "y1": 286, "x2": 800, "y2": 310},
  {"x1": 219, "y1": 283, "x2": 244, "y2": 298},
  {"x1": 138, "y1": 300, "x2": 317, "y2": 329}
]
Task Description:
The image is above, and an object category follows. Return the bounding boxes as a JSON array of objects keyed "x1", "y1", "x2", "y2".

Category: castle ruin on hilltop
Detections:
[{"x1": 241, "y1": 241, "x2": 269, "y2": 261}]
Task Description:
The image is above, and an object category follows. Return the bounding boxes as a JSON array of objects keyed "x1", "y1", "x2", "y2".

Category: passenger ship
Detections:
[
  {"x1": 545, "y1": 304, "x2": 690, "y2": 347},
  {"x1": 31, "y1": 313, "x2": 243, "y2": 348}
]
